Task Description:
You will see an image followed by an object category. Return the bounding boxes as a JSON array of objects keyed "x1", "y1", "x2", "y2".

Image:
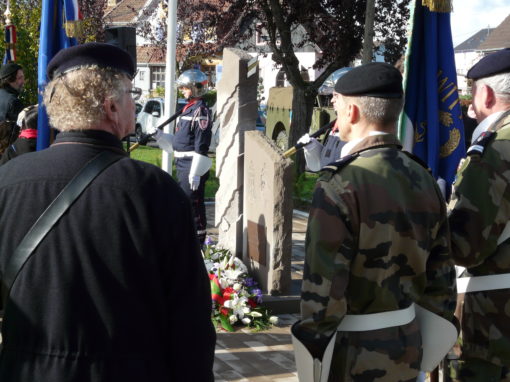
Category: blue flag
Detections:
[
  {"x1": 399, "y1": 0, "x2": 465, "y2": 190},
  {"x1": 37, "y1": 0, "x2": 80, "y2": 150}
]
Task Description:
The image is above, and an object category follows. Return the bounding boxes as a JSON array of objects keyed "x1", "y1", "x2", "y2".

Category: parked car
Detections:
[{"x1": 134, "y1": 98, "x2": 189, "y2": 143}]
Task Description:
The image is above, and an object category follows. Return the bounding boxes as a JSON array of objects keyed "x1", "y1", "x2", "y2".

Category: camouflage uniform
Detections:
[
  {"x1": 448, "y1": 112, "x2": 510, "y2": 381},
  {"x1": 294, "y1": 133, "x2": 457, "y2": 382}
]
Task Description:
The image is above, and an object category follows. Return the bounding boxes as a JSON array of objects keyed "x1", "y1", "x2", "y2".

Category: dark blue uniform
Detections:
[{"x1": 173, "y1": 98, "x2": 212, "y2": 243}]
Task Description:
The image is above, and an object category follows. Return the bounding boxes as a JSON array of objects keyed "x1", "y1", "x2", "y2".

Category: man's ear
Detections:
[
  {"x1": 348, "y1": 103, "x2": 360, "y2": 124},
  {"x1": 103, "y1": 97, "x2": 118, "y2": 123},
  {"x1": 484, "y1": 85, "x2": 497, "y2": 109}
]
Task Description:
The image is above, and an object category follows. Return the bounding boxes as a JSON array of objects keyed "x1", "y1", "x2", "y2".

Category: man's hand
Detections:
[{"x1": 189, "y1": 175, "x2": 200, "y2": 191}]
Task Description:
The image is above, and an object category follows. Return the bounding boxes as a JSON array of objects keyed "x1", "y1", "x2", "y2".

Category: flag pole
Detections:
[{"x1": 162, "y1": 0, "x2": 177, "y2": 175}]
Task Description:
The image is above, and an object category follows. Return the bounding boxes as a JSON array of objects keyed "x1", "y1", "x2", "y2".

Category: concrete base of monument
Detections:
[{"x1": 262, "y1": 279, "x2": 302, "y2": 314}]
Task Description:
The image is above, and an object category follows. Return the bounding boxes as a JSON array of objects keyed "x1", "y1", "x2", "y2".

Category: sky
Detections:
[{"x1": 450, "y1": 0, "x2": 510, "y2": 47}]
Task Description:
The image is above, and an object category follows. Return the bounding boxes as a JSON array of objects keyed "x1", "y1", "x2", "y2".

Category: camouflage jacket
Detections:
[
  {"x1": 295, "y1": 133, "x2": 457, "y2": 381},
  {"x1": 448, "y1": 111, "x2": 510, "y2": 367}
]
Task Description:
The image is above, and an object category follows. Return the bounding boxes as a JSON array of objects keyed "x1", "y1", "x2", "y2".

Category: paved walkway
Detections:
[{"x1": 206, "y1": 203, "x2": 306, "y2": 381}]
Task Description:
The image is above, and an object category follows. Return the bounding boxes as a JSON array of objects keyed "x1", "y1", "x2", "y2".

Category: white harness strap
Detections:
[{"x1": 337, "y1": 304, "x2": 415, "y2": 331}]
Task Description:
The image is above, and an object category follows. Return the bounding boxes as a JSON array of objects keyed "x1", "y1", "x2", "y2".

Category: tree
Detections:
[
  {"x1": 0, "y1": 0, "x2": 107, "y2": 106},
  {"x1": 139, "y1": 0, "x2": 411, "y2": 173}
]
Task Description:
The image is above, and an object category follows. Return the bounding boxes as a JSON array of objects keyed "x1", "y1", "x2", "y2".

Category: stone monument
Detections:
[
  {"x1": 215, "y1": 48, "x2": 259, "y2": 256},
  {"x1": 243, "y1": 131, "x2": 293, "y2": 295}
]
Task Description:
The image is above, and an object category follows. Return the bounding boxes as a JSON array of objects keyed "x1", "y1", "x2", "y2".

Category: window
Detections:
[
  {"x1": 151, "y1": 66, "x2": 165, "y2": 89},
  {"x1": 139, "y1": 71, "x2": 145, "y2": 81}
]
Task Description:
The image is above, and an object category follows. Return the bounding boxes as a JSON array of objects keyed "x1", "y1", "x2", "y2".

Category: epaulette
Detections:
[
  {"x1": 321, "y1": 153, "x2": 359, "y2": 172},
  {"x1": 402, "y1": 150, "x2": 432, "y2": 174},
  {"x1": 467, "y1": 130, "x2": 496, "y2": 157}
]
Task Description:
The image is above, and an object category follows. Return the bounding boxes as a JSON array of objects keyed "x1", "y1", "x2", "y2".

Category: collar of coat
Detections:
[{"x1": 346, "y1": 133, "x2": 402, "y2": 156}]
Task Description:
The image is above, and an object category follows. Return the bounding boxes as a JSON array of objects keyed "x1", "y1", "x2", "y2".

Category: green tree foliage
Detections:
[{"x1": 0, "y1": 0, "x2": 106, "y2": 106}]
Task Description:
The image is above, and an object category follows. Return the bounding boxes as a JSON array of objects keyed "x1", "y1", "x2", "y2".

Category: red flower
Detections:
[
  {"x1": 220, "y1": 307, "x2": 229, "y2": 316},
  {"x1": 248, "y1": 298, "x2": 257, "y2": 308},
  {"x1": 223, "y1": 287, "x2": 235, "y2": 301}
]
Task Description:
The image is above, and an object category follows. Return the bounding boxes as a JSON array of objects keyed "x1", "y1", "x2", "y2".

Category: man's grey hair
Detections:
[
  {"x1": 43, "y1": 66, "x2": 128, "y2": 132},
  {"x1": 344, "y1": 95, "x2": 404, "y2": 126},
  {"x1": 476, "y1": 72, "x2": 510, "y2": 103}
]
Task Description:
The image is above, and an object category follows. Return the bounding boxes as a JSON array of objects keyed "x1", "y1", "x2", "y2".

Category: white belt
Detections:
[
  {"x1": 174, "y1": 151, "x2": 195, "y2": 158},
  {"x1": 457, "y1": 273, "x2": 510, "y2": 293},
  {"x1": 180, "y1": 116, "x2": 208, "y2": 121},
  {"x1": 337, "y1": 303, "x2": 415, "y2": 332},
  {"x1": 454, "y1": 220, "x2": 510, "y2": 294}
]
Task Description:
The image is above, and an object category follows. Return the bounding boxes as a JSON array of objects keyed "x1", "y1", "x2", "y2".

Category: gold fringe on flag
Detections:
[
  {"x1": 422, "y1": 0, "x2": 452, "y2": 13},
  {"x1": 64, "y1": 20, "x2": 83, "y2": 39}
]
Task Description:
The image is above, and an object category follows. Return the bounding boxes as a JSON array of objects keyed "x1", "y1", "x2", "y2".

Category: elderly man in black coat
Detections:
[{"x1": 0, "y1": 43, "x2": 216, "y2": 381}]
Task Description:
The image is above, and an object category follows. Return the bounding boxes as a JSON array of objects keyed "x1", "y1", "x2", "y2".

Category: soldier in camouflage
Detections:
[
  {"x1": 292, "y1": 62, "x2": 457, "y2": 381},
  {"x1": 448, "y1": 49, "x2": 510, "y2": 381}
]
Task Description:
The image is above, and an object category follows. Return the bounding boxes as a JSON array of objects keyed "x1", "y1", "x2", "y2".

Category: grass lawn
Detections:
[
  {"x1": 129, "y1": 145, "x2": 317, "y2": 203},
  {"x1": 129, "y1": 145, "x2": 219, "y2": 199}
]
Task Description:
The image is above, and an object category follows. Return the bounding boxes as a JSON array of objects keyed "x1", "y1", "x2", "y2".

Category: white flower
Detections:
[
  {"x1": 233, "y1": 283, "x2": 242, "y2": 291},
  {"x1": 219, "y1": 278, "x2": 229, "y2": 289},
  {"x1": 241, "y1": 317, "x2": 251, "y2": 325},
  {"x1": 222, "y1": 269, "x2": 244, "y2": 282},
  {"x1": 242, "y1": 307, "x2": 251, "y2": 314},
  {"x1": 269, "y1": 316, "x2": 279, "y2": 325},
  {"x1": 249, "y1": 311, "x2": 263, "y2": 318},
  {"x1": 229, "y1": 315, "x2": 238, "y2": 324},
  {"x1": 223, "y1": 300, "x2": 233, "y2": 309},
  {"x1": 228, "y1": 254, "x2": 235, "y2": 267}
]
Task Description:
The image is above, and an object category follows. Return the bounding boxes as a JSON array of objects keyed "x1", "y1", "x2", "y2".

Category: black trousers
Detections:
[{"x1": 175, "y1": 157, "x2": 209, "y2": 244}]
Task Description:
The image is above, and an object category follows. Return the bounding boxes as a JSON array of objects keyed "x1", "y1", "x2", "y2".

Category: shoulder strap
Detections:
[
  {"x1": 2, "y1": 150, "x2": 122, "y2": 301},
  {"x1": 402, "y1": 150, "x2": 433, "y2": 174},
  {"x1": 321, "y1": 152, "x2": 359, "y2": 172}
]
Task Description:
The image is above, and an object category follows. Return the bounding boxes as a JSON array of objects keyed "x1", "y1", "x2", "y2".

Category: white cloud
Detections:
[{"x1": 451, "y1": 0, "x2": 510, "y2": 46}]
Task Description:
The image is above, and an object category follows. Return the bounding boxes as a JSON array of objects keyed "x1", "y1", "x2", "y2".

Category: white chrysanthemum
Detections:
[
  {"x1": 241, "y1": 317, "x2": 251, "y2": 325},
  {"x1": 269, "y1": 316, "x2": 279, "y2": 325},
  {"x1": 229, "y1": 315, "x2": 238, "y2": 324}
]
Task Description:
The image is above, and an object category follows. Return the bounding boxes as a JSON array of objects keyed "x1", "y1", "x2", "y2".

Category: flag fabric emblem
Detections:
[
  {"x1": 37, "y1": 0, "x2": 82, "y2": 150},
  {"x1": 398, "y1": 0, "x2": 466, "y2": 192}
]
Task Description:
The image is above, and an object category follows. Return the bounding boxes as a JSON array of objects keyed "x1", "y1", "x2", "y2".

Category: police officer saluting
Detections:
[
  {"x1": 291, "y1": 62, "x2": 457, "y2": 381},
  {"x1": 155, "y1": 69, "x2": 212, "y2": 244}
]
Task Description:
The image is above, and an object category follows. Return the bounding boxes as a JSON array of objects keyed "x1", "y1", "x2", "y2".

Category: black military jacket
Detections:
[
  {"x1": 173, "y1": 98, "x2": 212, "y2": 155},
  {"x1": 0, "y1": 130, "x2": 215, "y2": 381}
]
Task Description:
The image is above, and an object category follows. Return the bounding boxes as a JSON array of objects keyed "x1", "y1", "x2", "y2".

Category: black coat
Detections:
[
  {"x1": 0, "y1": 136, "x2": 36, "y2": 165},
  {"x1": 0, "y1": 85, "x2": 23, "y2": 122},
  {"x1": 0, "y1": 130, "x2": 216, "y2": 382}
]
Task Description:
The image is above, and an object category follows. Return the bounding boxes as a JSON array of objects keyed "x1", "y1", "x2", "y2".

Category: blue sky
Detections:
[{"x1": 450, "y1": 0, "x2": 510, "y2": 46}]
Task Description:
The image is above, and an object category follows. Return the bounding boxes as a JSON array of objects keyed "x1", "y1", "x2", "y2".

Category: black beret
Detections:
[
  {"x1": 0, "y1": 63, "x2": 22, "y2": 80},
  {"x1": 467, "y1": 48, "x2": 510, "y2": 80},
  {"x1": 334, "y1": 62, "x2": 403, "y2": 98},
  {"x1": 47, "y1": 42, "x2": 135, "y2": 80}
]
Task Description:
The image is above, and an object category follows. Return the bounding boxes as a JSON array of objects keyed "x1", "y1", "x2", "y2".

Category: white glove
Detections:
[
  {"x1": 303, "y1": 137, "x2": 323, "y2": 172},
  {"x1": 154, "y1": 129, "x2": 164, "y2": 140},
  {"x1": 189, "y1": 175, "x2": 200, "y2": 191},
  {"x1": 297, "y1": 133, "x2": 312, "y2": 145},
  {"x1": 155, "y1": 131, "x2": 174, "y2": 153}
]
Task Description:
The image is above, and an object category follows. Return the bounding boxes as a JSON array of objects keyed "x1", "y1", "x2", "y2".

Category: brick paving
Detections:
[{"x1": 214, "y1": 314, "x2": 300, "y2": 382}]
